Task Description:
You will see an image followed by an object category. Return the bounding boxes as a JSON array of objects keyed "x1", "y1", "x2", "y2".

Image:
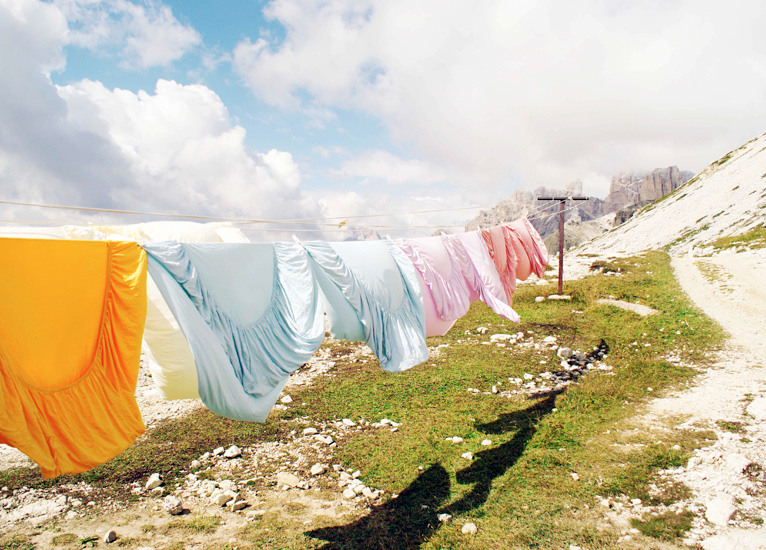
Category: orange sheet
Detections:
[{"x1": 0, "y1": 238, "x2": 147, "y2": 478}]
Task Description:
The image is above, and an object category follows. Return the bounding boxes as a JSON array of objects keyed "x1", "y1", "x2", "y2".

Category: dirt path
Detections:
[{"x1": 644, "y1": 250, "x2": 766, "y2": 549}]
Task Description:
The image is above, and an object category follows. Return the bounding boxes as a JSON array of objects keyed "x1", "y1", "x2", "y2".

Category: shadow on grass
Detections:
[{"x1": 306, "y1": 393, "x2": 558, "y2": 549}]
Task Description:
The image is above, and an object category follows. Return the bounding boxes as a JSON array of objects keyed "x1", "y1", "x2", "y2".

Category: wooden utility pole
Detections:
[{"x1": 535, "y1": 196, "x2": 589, "y2": 295}]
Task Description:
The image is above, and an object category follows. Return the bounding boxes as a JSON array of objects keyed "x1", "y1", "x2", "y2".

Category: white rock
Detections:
[
  {"x1": 362, "y1": 487, "x2": 375, "y2": 498},
  {"x1": 219, "y1": 480, "x2": 237, "y2": 492},
  {"x1": 151, "y1": 487, "x2": 164, "y2": 497},
  {"x1": 276, "y1": 472, "x2": 301, "y2": 488},
  {"x1": 491, "y1": 386, "x2": 498, "y2": 394},
  {"x1": 342, "y1": 418, "x2": 356, "y2": 426},
  {"x1": 190, "y1": 460, "x2": 201, "y2": 469},
  {"x1": 231, "y1": 500, "x2": 248, "y2": 511},
  {"x1": 705, "y1": 493, "x2": 736, "y2": 526},
  {"x1": 476, "y1": 327, "x2": 489, "y2": 334},
  {"x1": 380, "y1": 418, "x2": 393, "y2": 426},
  {"x1": 353, "y1": 484, "x2": 365, "y2": 495},
  {"x1": 145, "y1": 473, "x2": 163, "y2": 490},
  {"x1": 746, "y1": 397, "x2": 766, "y2": 420},
  {"x1": 481, "y1": 439, "x2": 492, "y2": 446},
  {"x1": 340, "y1": 472, "x2": 352, "y2": 480},
  {"x1": 104, "y1": 530, "x2": 117, "y2": 544},
  {"x1": 436, "y1": 513, "x2": 452, "y2": 523},
  {"x1": 451, "y1": 437, "x2": 464, "y2": 444},
  {"x1": 461, "y1": 452, "x2": 473, "y2": 460},
  {"x1": 462, "y1": 522, "x2": 478, "y2": 534},
  {"x1": 310, "y1": 463, "x2": 326, "y2": 476},
  {"x1": 280, "y1": 395, "x2": 293, "y2": 404},
  {"x1": 352, "y1": 470, "x2": 361, "y2": 478},
  {"x1": 535, "y1": 296, "x2": 545, "y2": 302},
  {"x1": 303, "y1": 427, "x2": 318, "y2": 435},
  {"x1": 343, "y1": 488, "x2": 357, "y2": 499},
  {"x1": 212, "y1": 490, "x2": 233, "y2": 506},
  {"x1": 570, "y1": 473, "x2": 580, "y2": 481},
  {"x1": 162, "y1": 495, "x2": 184, "y2": 516},
  {"x1": 725, "y1": 453, "x2": 753, "y2": 475},
  {"x1": 543, "y1": 336, "x2": 557, "y2": 344},
  {"x1": 223, "y1": 445, "x2": 241, "y2": 459},
  {"x1": 213, "y1": 447, "x2": 225, "y2": 456}
]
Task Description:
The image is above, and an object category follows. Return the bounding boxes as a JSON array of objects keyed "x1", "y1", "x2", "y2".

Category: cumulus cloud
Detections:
[
  {"x1": 233, "y1": 0, "x2": 766, "y2": 197},
  {"x1": 0, "y1": 0, "x2": 319, "y2": 234},
  {"x1": 53, "y1": 0, "x2": 200, "y2": 69}
]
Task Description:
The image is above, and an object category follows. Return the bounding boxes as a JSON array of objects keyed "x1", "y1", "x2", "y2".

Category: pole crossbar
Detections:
[{"x1": 536, "y1": 196, "x2": 589, "y2": 295}]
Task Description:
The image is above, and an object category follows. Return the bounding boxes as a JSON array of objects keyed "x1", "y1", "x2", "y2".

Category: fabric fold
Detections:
[
  {"x1": 0, "y1": 239, "x2": 147, "y2": 478},
  {"x1": 143, "y1": 242, "x2": 324, "y2": 421},
  {"x1": 443, "y1": 232, "x2": 520, "y2": 323},
  {"x1": 507, "y1": 218, "x2": 549, "y2": 277},
  {"x1": 302, "y1": 240, "x2": 428, "y2": 372}
]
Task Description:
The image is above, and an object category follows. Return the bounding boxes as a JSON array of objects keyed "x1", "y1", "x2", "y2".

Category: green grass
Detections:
[
  {"x1": 710, "y1": 225, "x2": 766, "y2": 251},
  {"x1": 168, "y1": 515, "x2": 221, "y2": 533},
  {"x1": 1, "y1": 250, "x2": 725, "y2": 549}
]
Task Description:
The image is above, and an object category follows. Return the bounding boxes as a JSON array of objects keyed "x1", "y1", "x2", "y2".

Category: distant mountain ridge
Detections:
[{"x1": 464, "y1": 166, "x2": 693, "y2": 253}]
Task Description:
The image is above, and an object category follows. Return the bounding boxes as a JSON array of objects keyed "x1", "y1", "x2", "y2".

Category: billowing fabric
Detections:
[
  {"x1": 443, "y1": 233, "x2": 520, "y2": 323},
  {"x1": 507, "y1": 218, "x2": 549, "y2": 277},
  {"x1": 61, "y1": 222, "x2": 250, "y2": 401},
  {"x1": 394, "y1": 237, "x2": 467, "y2": 336},
  {"x1": 0, "y1": 239, "x2": 147, "y2": 478},
  {"x1": 480, "y1": 225, "x2": 519, "y2": 302},
  {"x1": 303, "y1": 240, "x2": 428, "y2": 372},
  {"x1": 144, "y1": 242, "x2": 324, "y2": 422}
]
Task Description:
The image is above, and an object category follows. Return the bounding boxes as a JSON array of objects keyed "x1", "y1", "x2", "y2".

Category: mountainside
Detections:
[
  {"x1": 465, "y1": 166, "x2": 693, "y2": 254},
  {"x1": 573, "y1": 132, "x2": 766, "y2": 257}
]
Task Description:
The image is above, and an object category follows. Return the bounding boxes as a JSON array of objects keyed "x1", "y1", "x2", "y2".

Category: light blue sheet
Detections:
[
  {"x1": 302, "y1": 240, "x2": 428, "y2": 372},
  {"x1": 143, "y1": 242, "x2": 324, "y2": 421}
]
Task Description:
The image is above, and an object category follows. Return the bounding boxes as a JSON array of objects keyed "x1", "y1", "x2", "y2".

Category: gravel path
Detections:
[{"x1": 646, "y1": 249, "x2": 766, "y2": 549}]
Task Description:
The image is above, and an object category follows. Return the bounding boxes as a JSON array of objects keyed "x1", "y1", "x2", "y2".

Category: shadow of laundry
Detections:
[
  {"x1": 441, "y1": 393, "x2": 559, "y2": 516},
  {"x1": 306, "y1": 394, "x2": 561, "y2": 549},
  {"x1": 306, "y1": 463, "x2": 451, "y2": 550}
]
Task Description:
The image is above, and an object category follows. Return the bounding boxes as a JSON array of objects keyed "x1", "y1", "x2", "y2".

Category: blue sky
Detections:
[{"x1": 1, "y1": 0, "x2": 765, "y2": 239}]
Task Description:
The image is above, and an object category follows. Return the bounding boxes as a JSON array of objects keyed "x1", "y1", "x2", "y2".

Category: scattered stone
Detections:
[
  {"x1": 705, "y1": 493, "x2": 736, "y2": 526},
  {"x1": 535, "y1": 296, "x2": 545, "y2": 302},
  {"x1": 447, "y1": 436, "x2": 464, "y2": 444},
  {"x1": 213, "y1": 447, "x2": 225, "y2": 456},
  {"x1": 491, "y1": 386, "x2": 498, "y2": 394},
  {"x1": 476, "y1": 327, "x2": 489, "y2": 334},
  {"x1": 461, "y1": 452, "x2": 473, "y2": 460},
  {"x1": 162, "y1": 495, "x2": 184, "y2": 516},
  {"x1": 212, "y1": 490, "x2": 234, "y2": 507},
  {"x1": 276, "y1": 472, "x2": 301, "y2": 488},
  {"x1": 104, "y1": 530, "x2": 117, "y2": 544},
  {"x1": 231, "y1": 500, "x2": 248, "y2": 511},
  {"x1": 570, "y1": 473, "x2": 580, "y2": 481},
  {"x1": 557, "y1": 347, "x2": 573, "y2": 359},
  {"x1": 343, "y1": 488, "x2": 356, "y2": 499},
  {"x1": 190, "y1": 460, "x2": 201, "y2": 469},
  {"x1": 310, "y1": 463, "x2": 326, "y2": 476},
  {"x1": 437, "y1": 513, "x2": 452, "y2": 523},
  {"x1": 481, "y1": 439, "x2": 492, "y2": 446},
  {"x1": 362, "y1": 487, "x2": 375, "y2": 498},
  {"x1": 352, "y1": 470, "x2": 362, "y2": 479},
  {"x1": 342, "y1": 418, "x2": 356, "y2": 426},
  {"x1": 462, "y1": 522, "x2": 478, "y2": 534},
  {"x1": 547, "y1": 294, "x2": 572, "y2": 301},
  {"x1": 303, "y1": 427, "x2": 319, "y2": 435},
  {"x1": 543, "y1": 336, "x2": 557, "y2": 344},
  {"x1": 280, "y1": 395, "x2": 293, "y2": 404},
  {"x1": 151, "y1": 487, "x2": 164, "y2": 497},
  {"x1": 223, "y1": 445, "x2": 241, "y2": 459},
  {"x1": 145, "y1": 473, "x2": 162, "y2": 491}
]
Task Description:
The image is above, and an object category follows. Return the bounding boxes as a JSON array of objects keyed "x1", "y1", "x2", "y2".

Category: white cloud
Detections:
[
  {"x1": 338, "y1": 150, "x2": 448, "y2": 185},
  {"x1": 53, "y1": 0, "x2": 200, "y2": 69},
  {"x1": 233, "y1": 0, "x2": 766, "y2": 197},
  {"x1": 0, "y1": 1, "x2": 319, "y2": 233}
]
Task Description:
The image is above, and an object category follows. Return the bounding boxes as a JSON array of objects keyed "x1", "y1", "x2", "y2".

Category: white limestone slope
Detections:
[{"x1": 574, "y1": 131, "x2": 766, "y2": 258}]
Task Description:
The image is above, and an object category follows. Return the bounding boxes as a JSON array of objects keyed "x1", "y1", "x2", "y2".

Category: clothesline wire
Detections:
[{"x1": 0, "y1": 199, "x2": 486, "y2": 225}]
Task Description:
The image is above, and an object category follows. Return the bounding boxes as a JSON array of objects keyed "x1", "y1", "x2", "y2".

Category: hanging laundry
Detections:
[
  {"x1": 144, "y1": 242, "x2": 324, "y2": 422},
  {"x1": 61, "y1": 222, "x2": 250, "y2": 401},
  {"x1": 442, "y1": 232, "x2": 521, "y2": 323},
  {"x1": 302, "y1": 240, "x2": 428, "y2": 372},
  {"x1": 479, "y1": 224, "x2": 521, "y2": 302},
  {"x1": 507, "y1": 218, "x2": 549, "y2": 277},
  {"x1": 0, "y1": 238, "x2": 147, "y2": 478},
  {"x1": 393, "y1": 237, "x2": 468, "y2": 336}
]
